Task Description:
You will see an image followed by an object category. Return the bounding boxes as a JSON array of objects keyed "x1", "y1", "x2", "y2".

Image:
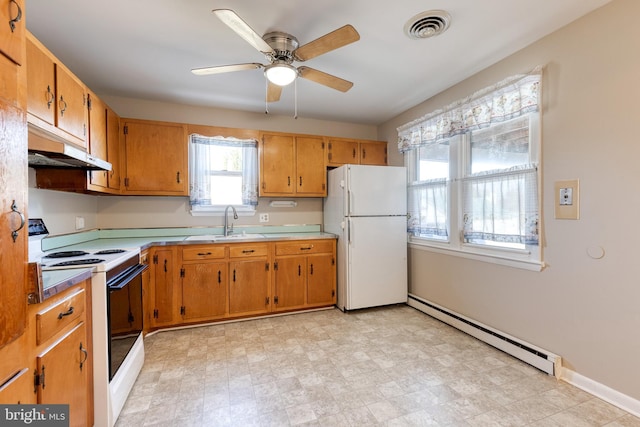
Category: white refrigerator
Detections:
[{"x1": 323, "y1": 164, "x2": 407, "y2": 311}]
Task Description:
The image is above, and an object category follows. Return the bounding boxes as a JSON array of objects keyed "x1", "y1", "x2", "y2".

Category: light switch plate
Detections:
[{"x1": 554, "y1": 180, "x2": 579, "y2": 219}]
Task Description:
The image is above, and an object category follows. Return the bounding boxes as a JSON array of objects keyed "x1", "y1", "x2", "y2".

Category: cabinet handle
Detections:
[
  {"x1": 10, "y1": 200, "x2": 25, "y2": 243},
  {"x1": 46, "y1": 85, "x2": 54, "y2": 109},
  {"x1": 299, "y1": 176, "x2": 302, "y2": 187},
  {"x1": 59, "y1": 96, "x2": 67, "y2": 117},
  {"x1": 298, "y1": 265, "x2": 301, "y2": 276},
  {"x1": 300, "y1": 246, "x2": 313, "y2": 251},
  {"x1": 287, "y1": 176, "x2": 291, "y2": 187},
  {"x1": 176, "y1": 172, "x2": 181, "y2": 183},
  {"x1": 362, "y1": 148, "x2": 366, "y2": 159},
  {"x1": 310, "y1": 264, "x2": 314, "y2": 275},
  {"x1": 79, "y1": 342, "x2": 88, "y2": 371},
  {"x1": 164, "y1": 259, "x2": 168, "y2": 272},
  {"x1": 217, "y1": 270, "x2": 221, "y2": 284},
  {"x1": 242, "y1": 249, "x2": 255, "y2": 254},
  {"x1": 352, "y1": 148, "x2": 356, "y2": 158},
  {"x1": 8, "y1": 0, "x2": 22, "y2": 32},
  {"x1": 57, "y1": 306, "x2": 74, "y2": 320},
  {"x1": 233, "y1": 269, "x2": 236, "y2": 282},
  {"x1": 197, "y1": 252, "x2": 212, "y2": 256}
]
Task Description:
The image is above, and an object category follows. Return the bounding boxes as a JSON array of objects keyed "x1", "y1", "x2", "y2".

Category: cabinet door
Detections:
[
  {"x1": 260, "y1": 133, "x2": 295, "y2": 196},
  {"x1": 229, "y1": 259, "x2": 270, "y2": 316},
  {"x1": 55, "y1": 64, "x2": 87, "y2": 145},
  {"x1": 0, "y1": 0, "x2": 24, "y2": 65},
  {"x1": 307, "y1": 253, "x2": 336, "y2": 306},
  {"x1": 88, "y1": 92, "x2": 108, "y2": 189},
  {"x1": 36, "y1": 322, "x2": 88, "y2": 427},
  {"x1": 0, "y1": 368, "x2": 33, "y2": 404},
  {"x1": 360, "y1": 141, "x2": 387, "y2": 166},
  {"x1": 106, "y1": 106, "x2": 121, "y2": 191},
  {"x1": 273, "y1": 257, "x2": 306, "y2": 311},
  {"x1": 296, "y1": 136, "x2": 326, "y2": 196},
  {"x1": 327, "y1": 138, "x2": 359, "y2": 166},
  {"x1": 0, "y1": 100, "x2": 26, "y2": 348},
  {"x1": 26, "y1": 36, "x2": 55, "y2": 126},
  {"x1": 150, "y1": 248, "x2": 176, "y2": 327},
  {"x1": 123, "y1": 120, "x2": 187, "y2": 195},
  {"x1": 181, "y1": 262, "x2": 228, "y2": 321}
]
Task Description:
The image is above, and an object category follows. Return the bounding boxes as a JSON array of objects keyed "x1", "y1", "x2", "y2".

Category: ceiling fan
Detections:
[{"x1": 191, "y1": 9, "x2": 360, "y2": 104}]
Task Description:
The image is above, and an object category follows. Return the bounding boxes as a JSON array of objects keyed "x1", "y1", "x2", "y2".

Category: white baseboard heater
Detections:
[{"x1": 408, "y1": 294, "x2": 561, "y2": 377}]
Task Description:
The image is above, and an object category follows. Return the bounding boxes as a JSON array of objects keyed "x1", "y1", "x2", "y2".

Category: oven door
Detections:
[{"x1": 107, "y1": 263, "x2": 147, "y2": 380}]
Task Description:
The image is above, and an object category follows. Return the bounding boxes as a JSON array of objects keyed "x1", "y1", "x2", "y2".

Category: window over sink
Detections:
[{"x1": 188, "y1": 134, "x2": 259, "y2": 215}]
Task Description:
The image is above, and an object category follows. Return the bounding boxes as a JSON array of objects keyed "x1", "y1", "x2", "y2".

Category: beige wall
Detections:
[{"x1": 378, "y1": 0, "x2": 640, "y2": 401}]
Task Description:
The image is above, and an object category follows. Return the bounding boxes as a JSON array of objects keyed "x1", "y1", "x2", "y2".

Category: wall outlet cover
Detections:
[{"x1": 554, "y1": 180, "x2": 579, "y2": 219}]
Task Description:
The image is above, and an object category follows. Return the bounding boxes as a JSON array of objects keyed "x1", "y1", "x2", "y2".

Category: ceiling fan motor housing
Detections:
[{"x1": 263, "y1": 31, "x2": 299, "y2": 63}]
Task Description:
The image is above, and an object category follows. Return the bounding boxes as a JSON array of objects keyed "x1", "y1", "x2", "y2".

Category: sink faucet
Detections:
[{"x1": 224, "y1": 205, "x2": 238, "y2": 236}]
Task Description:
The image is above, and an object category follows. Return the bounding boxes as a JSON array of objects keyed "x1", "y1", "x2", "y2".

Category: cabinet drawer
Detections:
[
  {"x1": 35, "y1": 288, "x2": 85, "y2": 345},
  {"x1": 275, "y1": 240, "x2": 334, "y2": 255},
  {"x1": 182, "y1": 245, "x2": 226, "y2": 261},
  {"x1": 229, "y1": 243, "x2": 268, "y2": 258}
]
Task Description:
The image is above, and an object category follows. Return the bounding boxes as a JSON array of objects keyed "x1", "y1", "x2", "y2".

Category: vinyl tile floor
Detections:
[{"x1": 115, "y1": 305, "x2": 640, "y2": 426}]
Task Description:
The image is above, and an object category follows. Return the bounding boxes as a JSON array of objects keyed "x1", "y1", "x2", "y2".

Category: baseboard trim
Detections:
[{"x1": 560, "y1": 368, "x2": 640, "y2": 418}]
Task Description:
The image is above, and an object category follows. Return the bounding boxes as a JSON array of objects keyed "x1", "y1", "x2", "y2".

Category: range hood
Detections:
[{"x1": 28, "y1": 132, "x2": 112, "y2": 171}]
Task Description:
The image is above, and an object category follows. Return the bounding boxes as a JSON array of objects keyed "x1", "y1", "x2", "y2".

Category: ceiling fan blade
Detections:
[
  {"x1": 294, "y1": 25, "x2": 360, "y2": 61},
  {"x1": 298, "y1": 66, "x2": 353, "y2": 92},
  {"x1": 191, "y1": 63, "x2": 263, "y2": 76},
  {"x1": 212, "y1": 9, "x2": 274, "y2": 54},
  {"x1": 267, "y1": 81, "x2": 282, "y2": 103}
]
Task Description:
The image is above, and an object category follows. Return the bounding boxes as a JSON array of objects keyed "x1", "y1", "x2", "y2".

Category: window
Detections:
[
  {"x1": 399, "y1": 67, "x2": 542, "y2": 269},
  {"x1": 188, "y1": 134, "x2": 258, "y2": 215}
]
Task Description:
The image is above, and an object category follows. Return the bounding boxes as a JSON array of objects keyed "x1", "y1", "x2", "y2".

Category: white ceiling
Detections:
[{"x1": 25, "y1": 0, "x2": 611, "y2": 125}]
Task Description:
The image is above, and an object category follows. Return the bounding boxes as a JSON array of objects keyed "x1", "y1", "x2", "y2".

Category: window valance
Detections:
[{"x1": 397, "y1": 66, "x2": 542, "y2": 153}]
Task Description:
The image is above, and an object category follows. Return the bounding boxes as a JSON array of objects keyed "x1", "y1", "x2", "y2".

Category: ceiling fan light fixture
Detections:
[{"x1": 264, "y1": 63, "x2": 297, "y2": 86}]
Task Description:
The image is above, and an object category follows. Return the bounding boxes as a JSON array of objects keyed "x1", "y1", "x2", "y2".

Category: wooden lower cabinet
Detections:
[
  {"x1": 229, "y1": 243, "x2": 270, "y2": 316},
  {"x1": 145, "y1": 239, "x2": 335, "y2": 328},
  {"x1": 27, "y1": 280, "x2": 93, "y2": 427},
  {"x1": 35, "y1": 323, "x2": 89, "y2": 427},
  {"x1": 148, "y1": 247, "x2": 178, "y2": 328},
  {"x1": 273, "y1": 240, "x2": 336, "y2": 311}
]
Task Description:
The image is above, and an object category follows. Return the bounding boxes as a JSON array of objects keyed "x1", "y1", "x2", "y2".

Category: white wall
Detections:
[{"x1": 378, "y1": 0, "x2": 640, "y2": 402}]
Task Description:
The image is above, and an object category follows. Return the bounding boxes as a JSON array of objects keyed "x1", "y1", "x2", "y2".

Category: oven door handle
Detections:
[{"x1": 107, "y1": 264, "x2": 148, "y2": 290}]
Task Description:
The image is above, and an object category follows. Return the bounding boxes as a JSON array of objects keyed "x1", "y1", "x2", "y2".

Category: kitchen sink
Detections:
[{"x1": 184, "y1": 233, "x2": 265, "y2": 242}]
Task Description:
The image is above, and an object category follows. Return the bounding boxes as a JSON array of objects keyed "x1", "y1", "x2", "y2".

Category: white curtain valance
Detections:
[{"x1": 397, "y1": 66, "x2": 543, "y2": 153}]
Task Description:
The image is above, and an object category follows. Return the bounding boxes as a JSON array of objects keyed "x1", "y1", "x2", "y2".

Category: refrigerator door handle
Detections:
[
  {"x1": 347, "y1": 190, "x2": 351, "y2": 216},
  {"x1": 347, "y1": 218, "x2": 351, "y2": 244}
]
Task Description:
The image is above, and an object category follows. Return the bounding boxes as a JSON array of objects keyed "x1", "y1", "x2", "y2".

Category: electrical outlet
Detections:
[
  {"x1": 259, "y1": 213, "x2": 269, "y2": 223},
  {"x1": 75, "y1": 216, "x2": 85, "y2": 230}
]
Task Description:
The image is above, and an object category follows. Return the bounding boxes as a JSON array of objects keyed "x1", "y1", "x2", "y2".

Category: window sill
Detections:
[
  {"x1": 408, "y1": 238, "x2": 545, "y2": 272},
  {"x1": 190, "y1": 207, "x2": 256, "y2": 217}
]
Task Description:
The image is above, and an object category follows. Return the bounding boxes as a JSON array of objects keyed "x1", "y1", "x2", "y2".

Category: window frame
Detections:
[{"x1": 407, "y1": 113, "x2": 543, "y2": 271}]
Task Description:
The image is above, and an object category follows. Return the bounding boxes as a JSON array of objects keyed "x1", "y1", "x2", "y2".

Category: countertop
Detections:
[{"x1": 40, "y1": 267, "x2": 93, "y2": 301}]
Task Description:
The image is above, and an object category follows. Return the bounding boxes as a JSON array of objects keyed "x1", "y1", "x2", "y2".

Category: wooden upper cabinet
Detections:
[
  {"x1": 122, "y1": 119, "x2": 188, "y2": 195},
  {"x1": 88, "y1": 91, "x2": 108, "y2": 189},
  {"x1": 0, "y1": 0, "x2": 24, "y2": 65},
  {"x1": 295, "y1": 136, "x2": 326, "y2": 195},
  {"x1": 360, "y1": 141, "x2": 388, "y2": 166},
  {"x1": 26, "y1": 33, "x2": 88, "y2": 149},
  {"x1": 327, "y1": 138, "x2": 359, "y2": 166},
  {"x1": 259, "y1": 132, "x2": 326, "y2": 197},
  {"x1": 326, "y1": 138, "x2": 388, "y2": 167},
  {"x1": 105, "y1": 106, "x2": 121, "y2": 191}
]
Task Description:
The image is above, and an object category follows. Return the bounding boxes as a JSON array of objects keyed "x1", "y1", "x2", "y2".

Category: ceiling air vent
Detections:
[{"x1": 404, "y1": 10, "x2": 451, "y2": 39}]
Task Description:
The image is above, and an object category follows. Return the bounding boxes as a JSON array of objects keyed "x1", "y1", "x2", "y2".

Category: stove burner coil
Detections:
[
  {"x1": 94, "y1": 249, "x2": 127, "y2": 255},
  {"x1": 50, "y1": 258, "x2": 106, "y2": 267},
  {"x1": 44, "y1": 251, "x2": 90, "y2": 258}
]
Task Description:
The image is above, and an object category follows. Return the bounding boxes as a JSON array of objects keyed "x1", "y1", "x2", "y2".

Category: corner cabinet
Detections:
[
  {"x1": 148, "y1": 247, "x2": 178, "y2": 329},
  {"x1": 122, "y1": 119, "x2": 188, "y2": 195},
  {"x1": 259, "y1": 132, "x2": 326, "y2": 197}
]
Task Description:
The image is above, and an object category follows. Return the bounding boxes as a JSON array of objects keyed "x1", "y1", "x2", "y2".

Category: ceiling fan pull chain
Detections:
[
  {"x1": 265, "y1": 78, "x2": 269, "y2": 115},
  {"x1": 294, "y1": 78, "x2": 298, "y2": 119}
]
